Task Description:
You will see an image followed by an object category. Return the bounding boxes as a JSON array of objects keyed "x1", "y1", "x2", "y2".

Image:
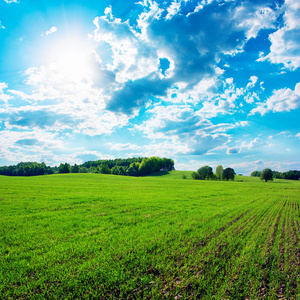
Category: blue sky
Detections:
[{"x1": 0, "y1": 0, "x2": 299, "y2": 174}]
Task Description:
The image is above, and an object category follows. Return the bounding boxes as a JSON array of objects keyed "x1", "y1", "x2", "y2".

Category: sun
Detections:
[
  {"x1": 54, "y1": 48, "x2": 91, "y2": 82},
  {"x1": 42, "y1": 36, "x2": 94, "y2": 83}
]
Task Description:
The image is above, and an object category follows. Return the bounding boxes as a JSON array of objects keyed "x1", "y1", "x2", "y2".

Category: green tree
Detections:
[
  {"x1": 111, "y1": 166, "x2": 120, "y2": 175},
  {"x1": 260, "y1": 168, "x2": 273, "y2": 182},
  {"x1": 223, "y1": 168, "x2": 235, "y2": 181},
  {"x1": 79, "y1": 166, "x2": 88, "y2": 173},
  {"x1": 191, "y1": 172, "x2": 201, "y2": 180},
  {"x1": 59, "y1": 163, "x2": 70, "y2": 174},
  {"x1": 216, "y1": 165, "x2": 223, "y2": 181},
  {"x1": 71, "y1": 164, "x2": 79, "y2": 173},
  {"x1": 127, "y1": 162, "x2": 139, "y2": 176},
  {"x1": 118, "y1": 166, "x2": 126, "y2": 176},
  {"x1": 250, "y1": 170, "x2": 261, "y2": 177},
  {"x1": 197, "y1": 166, "x2": 213, "y2": 180},
  {"x1": 99, "y1": 163, "x2": 111, "y2": 174}
]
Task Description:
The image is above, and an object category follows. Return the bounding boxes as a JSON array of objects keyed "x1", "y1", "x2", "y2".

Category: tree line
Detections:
[
  {"x1": 0, "y1": 162, "x2": 54, "y2": 176},
  {"x1": 251, "y1": 169, "x2": 300, "y2": 180},
  {"x1": 191, "y1": 165, "x2": 235, "y2": 181},
  {"x1": 59, "y1": 157, "x2": 175, "y2": 177},
  {"x1": 0, "y1": 157, "x2": 175, "y2": 177}
]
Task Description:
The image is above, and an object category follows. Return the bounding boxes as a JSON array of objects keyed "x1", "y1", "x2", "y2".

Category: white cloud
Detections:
[
  {"x1": 257, "y1": 0, "x2": 300, "y2": 70},
  {"x1": 215, "y1": 67, "x2": 225, "y2": 75},
  {"x1": 239, "y1": 121, "x2": 248, "y2": 127},
  {"x1": 108, "y1": 143, "x2": 141, "y2": 151},
  {"x1": 22, "y1": 63, "x2": 105, "y2": 106},
  {"x1": 161, "y1": 75, "x2": 260, "y2": 119},
  {"x1": 248, "y1": 137, "x2": 263, "y2": 149},
  {"x1": 225, "y1": 77, "x2": 233, "y2": 85},
  {"x1": 187, "y1": 5, "x2": 202, "y2": 17},
  {"x1": 197, "y1": 100, "x2": 234, "y2": 119},
  {"x1": 0, "y1": 82, "x2": 12, "y2": 103},
  {"x1": 0, "y1": 21, "x2": 5, "y2": 29},
  {"x1": 0, "y1": 130, "x2": 63, "y2": 165},
  {"x1": 128, "y1": 140, "x2": 191, "y2": 158},
  {"x1": 227, "y1": 136, "x2": 264, "y2": 155},
  {"x1": 93, "y1": 12, "x2": 159, "y2": 83},
  {"x1": 134, "y1": 104, "x2": 249, "y2": 156},
  {"x1": 135, "y1": 105, "x2": 194, "y2": 140},
  {"x1": 2, "y1": 103, "x2": 130, "y2": 136},
  {"x1": 244, "y1": 91, "x2": 259, "y2": 104},
  {"x1": 46, "y1": 26, "x2": 57, "y2": 35},
  {"x1": 41, "y1": 26, "x2": 57, "y2": 37},
  {"x1": 296, "y1": 133, "x2": 300, "y2": 139},
  {"x1": 104, "y1": 6, "x2": 112, "y2": 15},
  {"x1": 166, "y1": 1, "x2": 181, "y2": 20},
  {"x1": 0, "y1": 133, "x2": 115, "y2": 166},
  {"x1": 4, "y1": 0, "x2": 18, "y2": 3},
  {"x1": 250, "y1": 82, "x2": 300, "y2": 115},
  {"x1": 1, "y1": 57, "x2": 131, "y2": 136},
  {"x1": 162, "y1": 78, "x2": 216, "y2": 104},
  {"x1": 136, "y1": 1, "x2": 164, "y2": 42},
  {"x1": 277, "y1": 130, "x2": 292, "y2": 138},
  {"x1": 0, "y1": 82, "x2": 8, "y2": 93},
  {"x1": 235, "y1": 5, "x2": 277, "y2": 40},
  {"x1": 246, "y1": 75, "x2": 258, "y2": 89},
  {"x1": 196, "y1": 78, "x2": 246, "y2": 118}
]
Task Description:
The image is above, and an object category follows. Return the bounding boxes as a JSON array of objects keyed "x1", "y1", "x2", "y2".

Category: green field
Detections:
[{"x1": 1, "y1": 172, "x2": 300, "y2": 299}]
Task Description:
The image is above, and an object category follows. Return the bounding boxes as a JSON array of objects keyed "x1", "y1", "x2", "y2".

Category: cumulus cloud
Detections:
[
  {"x1": 0, "y1": 129, "x2": 64, "y2": 165},
  {"x1": 3, "y1": 50, "x2": 131, "y2": 136},
  {"x1": 248, "y1": 137, "x2": 263, "y2": 149},
  {"x1": 166, "y1": 1, "x2": 182, "y2": 20},
  {"x1": 195, "y1": 77, "x2": 247, "y2": 118},
  {"x1": 0, "y1": 82, "x2": 8, "y2": 92},
  {"x1": 0, "y1": 82, "x2": 12, "y2": 103},
  {"x1": 257, "y1": 0, "x2": 300, "y2": 70},
  {"x1": 246, "y1": 75, "x2": 258, "y2": 89},
  {"x1": 0, "y1": 21, "x2": 5, "y2": 29},
  {"x1": 225, "y1": 136, "x2": 264, "y2": 156},
  {"x1": 93, "y1": 12, "x2": 159, "y2": 84},
  {"x1": 235, "y1": 4, "x2": 277, "y2": 40},
  {"x1": 89, "y1": 0, "x2": 279, "y2": 115},
  {"x1": 244, "y1": 91, "x2": 259, "y2": 104},
  {"x1": 0, "y1": 127, "x2": 116, "y2": 166},
  {"x1": 134, "y1": 104, "x2": 248, "y2": 156},
  {"x1": 296, "y1": 133, "x2": 300, "y2": 139},
  {"x1": 250, "y1": 82, "x2": 300, "y2": 115},
  {"x1": 0, "y1": 103, "x2": 130, "y2": 137}
]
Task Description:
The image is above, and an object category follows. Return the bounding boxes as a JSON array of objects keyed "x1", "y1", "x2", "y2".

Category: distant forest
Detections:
[
  {"x1": 0, "y1": 157, "x2": 175, "y2": 177},
  {"x1": 251, "y1": 170, "x2": 300, "y2": 180}
]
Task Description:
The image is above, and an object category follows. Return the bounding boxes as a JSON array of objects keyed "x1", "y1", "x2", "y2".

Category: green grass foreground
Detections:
[{"x1": 1, "y1": 172, "x2": 300, "y2": 299}]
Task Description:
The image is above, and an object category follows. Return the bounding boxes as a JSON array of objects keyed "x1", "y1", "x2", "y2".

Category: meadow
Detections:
[{"x1": 1, "y1": 172, "x2": 300, "y2": 299}]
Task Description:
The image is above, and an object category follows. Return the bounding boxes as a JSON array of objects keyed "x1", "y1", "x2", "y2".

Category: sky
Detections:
[{"x1": 0, "y1": 0, "x2": 299, "y2": 175}]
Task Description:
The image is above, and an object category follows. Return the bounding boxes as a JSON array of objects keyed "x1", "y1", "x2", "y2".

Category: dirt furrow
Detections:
[{"x1": 258, "y1": 200, "x2": 286, "y2": 298}]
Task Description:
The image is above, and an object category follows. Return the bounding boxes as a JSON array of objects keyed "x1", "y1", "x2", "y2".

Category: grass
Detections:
[{"x1": 1, "y1": 173, "x2": 300, "y2": 299}]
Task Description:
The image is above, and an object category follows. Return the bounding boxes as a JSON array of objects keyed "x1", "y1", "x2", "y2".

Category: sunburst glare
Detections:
[{"x1": 42, "y1": 36, "x2": 94, "y2": 83}]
